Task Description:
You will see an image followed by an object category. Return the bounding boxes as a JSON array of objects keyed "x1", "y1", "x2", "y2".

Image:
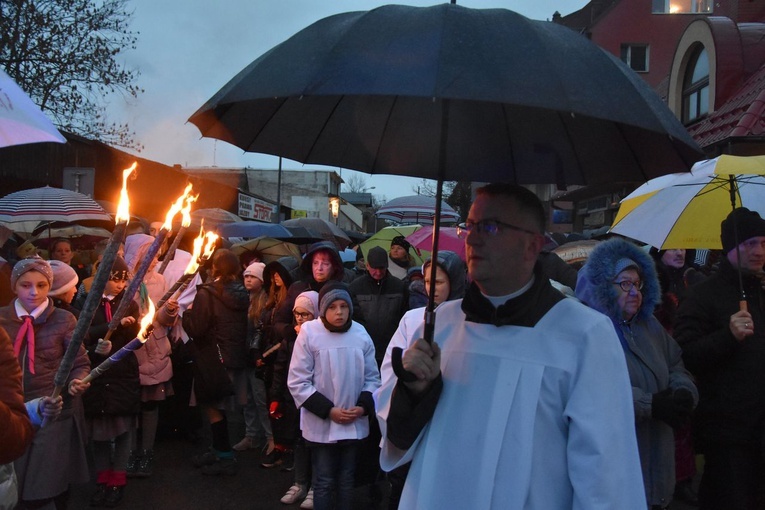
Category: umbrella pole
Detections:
[
  {"x1": 728, "y1": 175, "x2": 748, "y2": 311},
  {"x1": 391, "y1": 100, "x2": 450, "y2": 382}
]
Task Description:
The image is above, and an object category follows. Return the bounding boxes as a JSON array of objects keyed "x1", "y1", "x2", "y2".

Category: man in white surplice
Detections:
[{"x1": 375, "y1": 184, "x2": 645, "y2": 510}]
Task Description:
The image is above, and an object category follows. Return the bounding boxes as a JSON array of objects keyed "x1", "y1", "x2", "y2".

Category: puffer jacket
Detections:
[
  {"x1": 135, "y1": 304, "x2": 178, "y2": 386},
  {"x1": 0, "y1": 325, "x2": 32, "y2": 464},
  {"x1": 0, "y1": 300, "x2": 89, "y2": 403},
  {"x1": 576, "y1": 238, "x2": 697, "y2": 507},
  {"x1": 183, "y1": 279, "x2": 249, "y2": 369}
]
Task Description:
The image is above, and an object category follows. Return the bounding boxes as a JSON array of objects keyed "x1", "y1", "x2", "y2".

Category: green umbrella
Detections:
[{"x1": 358, "y1": 225, "x2": 423, "y2": 265}]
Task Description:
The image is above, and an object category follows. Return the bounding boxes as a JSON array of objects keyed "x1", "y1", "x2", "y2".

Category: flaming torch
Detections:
[
  {"x1": 157, "y1": 191, "x2": 197, "y2": 275},
  {"x1": 46, "y1": 163, "x2": 137, "y2": 421},
  {"x1": 156, "y1": 225, "x2": 206, "y2": 308},
  {"x1": 81, "y1": 299, "x2": 156, "y2": 384},
  {"x1": 101, "y1": 184, "x2": 193, "y2": 342}
]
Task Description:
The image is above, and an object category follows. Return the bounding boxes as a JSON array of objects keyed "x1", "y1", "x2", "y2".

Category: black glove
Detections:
[{"x1": 652, "y1": 388, "x2": 693, "y2": 428}]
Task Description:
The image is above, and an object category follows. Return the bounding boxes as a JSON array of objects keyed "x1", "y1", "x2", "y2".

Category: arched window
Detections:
[{"x1": 682, "y1": 45, "x2": 709, "y2": 124}]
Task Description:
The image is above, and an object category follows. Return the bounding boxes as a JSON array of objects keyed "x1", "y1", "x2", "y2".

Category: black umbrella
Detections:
[{"x1": 189, "y1": 4, "x2": 703, "y2": 349}]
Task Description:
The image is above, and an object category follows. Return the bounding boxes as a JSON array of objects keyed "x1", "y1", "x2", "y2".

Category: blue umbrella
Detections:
[{"x1": 217, "y1": 221, "x2": 292, "y2": 239}]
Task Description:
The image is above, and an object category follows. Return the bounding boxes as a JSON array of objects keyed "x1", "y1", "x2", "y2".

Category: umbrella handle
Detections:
[{"x1": 391, "y1": 347, "x2": 418, "y2": 383}]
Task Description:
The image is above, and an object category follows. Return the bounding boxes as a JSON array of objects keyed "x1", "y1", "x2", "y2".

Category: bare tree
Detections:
[
  {"x1": 412, "y1": 178, "x2": 438, "y2": 197},
  {"x1": 0, "y1": 0, "x2": 144, "y2": 150},
  {"x1": 344, "y1": 173, "x2": 370, "y2": 193}
]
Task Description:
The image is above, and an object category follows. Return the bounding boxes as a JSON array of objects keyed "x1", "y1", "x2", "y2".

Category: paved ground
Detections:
[{"x1": 68, "y1": 410, "x2": 390, "y2": 510}]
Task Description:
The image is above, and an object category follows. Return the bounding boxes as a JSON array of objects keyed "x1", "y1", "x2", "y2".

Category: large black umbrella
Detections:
[{"x1": 189, "y1": 4, "x2": 703, "y2": 347}]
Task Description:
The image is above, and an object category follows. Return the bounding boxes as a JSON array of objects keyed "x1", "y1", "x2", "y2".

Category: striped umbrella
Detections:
[
  {"x1": 0, "y1": 186, "x2": 111, "y2": 233},
  {"x1": 376, "y1": 195, "x2": 460, "y2": 225}
]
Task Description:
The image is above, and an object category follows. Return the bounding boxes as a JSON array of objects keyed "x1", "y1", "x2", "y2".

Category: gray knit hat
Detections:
[
  {"x1": 318, "y1": 281, "x2": 353, "y2": 318},
  {"x1": 48, "y1": 260, "x2": 79, "y2": 297}
]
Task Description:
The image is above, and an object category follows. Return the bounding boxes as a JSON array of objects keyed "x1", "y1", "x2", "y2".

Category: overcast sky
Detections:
[{"x1": 113, "y1": 0, "x2": 587, "y2": 202}]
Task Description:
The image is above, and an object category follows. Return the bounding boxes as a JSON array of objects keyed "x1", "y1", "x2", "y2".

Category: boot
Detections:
[
  {"x1": 125, "y1": 450, "x2": 142, "y2": 478},
  {"x1": 90, "y1": 484, "x2": 107, "y2": 507},
  {"x1": 103, "y1": 486, "x2": 124, "y2": 508},
  {"x1": 136, "y1": 449, "x2": 154, "y2": 477}
]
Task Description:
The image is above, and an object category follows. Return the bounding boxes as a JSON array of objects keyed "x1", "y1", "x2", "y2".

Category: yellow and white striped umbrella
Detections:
[{"x1": 610, "y1": 155, "x2": 765, "y2": 249}]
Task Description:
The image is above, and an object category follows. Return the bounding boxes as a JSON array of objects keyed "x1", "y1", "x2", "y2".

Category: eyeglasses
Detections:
[
  {"x1": 612, "y1": 280, "x2": 643, "y2": 292},
  {"x1": 457, "y1": 219, "x2": 540, "y2": 238},
  {"x1": 293, "y1": 311, "x2": 313, "y2": 319}
]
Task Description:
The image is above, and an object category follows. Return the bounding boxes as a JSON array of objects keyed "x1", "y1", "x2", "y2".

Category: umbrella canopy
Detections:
[
  {"x1": 189, "y1": 4, "x2": 701, "y2": 186},
  {"x1": 218, "y1": 220, "x2": 293, "y2": 239},
  {"x1": 284, "y1": 225, "x2": 325, "y2": 244},
  {"x1": 189, "y1": 3, "x2": 703, "y2": 343},
  {"x1": 359, "y1": 225, "x2": 423, "y2": 264},
  {"x1": 191, "y1": 208, "x2": 242, "y2": 230},
  {"x1": 0, "y1": 68, "x2": 66, "y2": 147},
  {"x1": 229, "y1": 236, "x2": 302, "y2": 263},
  {"x1": 281, "y1": 218, "x2": 351, "y2": 250},
  {"x1": 405, "y1": 226, "x2": 465, "y2": 262},
  {"x1": 376, "y1": 195, "x2": 460, "y2": 225},
  {"x1": 551, "y1": 239, "x2": 601, "y2": 270},
  {"x1": 33, "y1": 225, "x2": 112, "y2": 250},
  {"x1": 609, "y1": 155, "x2": 765, "y2": 250},
  {"x1": 0, "y1": 186, "x2": 112, "y2": 234}
]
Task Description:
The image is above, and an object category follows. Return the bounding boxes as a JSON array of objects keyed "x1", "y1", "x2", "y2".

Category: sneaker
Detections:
[
  {"x1": 191, "y1": 450, "x2": 217, "y2": 468},
  {"x1": 280, "y1": 483, "x2": 308, "y2": 504},
  {"x1": 136, "y1": 449, "x2": 154, "y2": 477},
  {"x1": 201, "y1": 457, "x2": 238, "y2": 476},
  {"x1": 260, "y1": 448, "x2": 283, "y2": 468},
  {"x1": 102, "y1": 486, "x2": 124, "y2": 508},
  {"x1": 233, "y1": 436, "x2": 255, "y2": 451},
  {"x1": 299, "y1": 489, "x2": 314, "y2": 509},
  {"x1": 90, "y1": 484, "x2": 107, "y2": 507},
  {"x1": 125, "y1": 450, "x2": 142, "y2": 478}
]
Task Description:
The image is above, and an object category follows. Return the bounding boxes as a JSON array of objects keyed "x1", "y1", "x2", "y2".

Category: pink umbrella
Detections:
[{"x1": 405, "y1": 226, "x2": 465, "y2": 261}]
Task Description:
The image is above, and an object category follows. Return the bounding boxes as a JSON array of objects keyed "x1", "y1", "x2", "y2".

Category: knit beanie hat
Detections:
[
  {"x1": 243, "y1": 261, "x2": 266, "y2": 281},
  {"x1": 293, "y1": 290, "x2": 319, "y2": 317},
  {"x1": 391, "y1": 235, "x2": 411, "y2": 252},
  {"x1": 318, "y1": 281, "x2": 353, "y2": 317},
  {"x1": 48, "y1": 260, "x2": 79, "y2": 297},
  {"x1": 11, "y1": 256, "x2": 53, "y2": 289},
  {"x1": 721, "y1": 207, "x2": 765, "y2": 254},
  {"x1": 110, "y1": 256, "x2": 131, "y2": 281}
]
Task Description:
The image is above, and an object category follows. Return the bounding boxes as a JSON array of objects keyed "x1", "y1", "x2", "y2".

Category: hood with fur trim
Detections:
[{"x1": 575, "y1": 238, "x2": 661, "y2": 323}]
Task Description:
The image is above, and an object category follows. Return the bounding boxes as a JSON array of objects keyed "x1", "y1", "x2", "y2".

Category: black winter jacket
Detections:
[
  {"x1": 674, "y1": 258, "x2": 765, "y2": 447},
  {"x1": 83, "y1": 291, "x2": 141, "y2": 417},
  {"x1": 183, "y1": 280, "x2": 249, "y2": 369}
]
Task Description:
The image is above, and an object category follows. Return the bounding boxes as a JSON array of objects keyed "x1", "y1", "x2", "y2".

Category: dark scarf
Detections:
[
  {"x1": 321, "y1": 316, "x2": 352, "y2": 332},
  {"x1": 461, "y1": 264, "x2": 564, "y2": 327}
]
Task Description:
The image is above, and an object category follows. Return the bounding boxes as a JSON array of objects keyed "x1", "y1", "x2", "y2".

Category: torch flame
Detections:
[
  {"x1": 184, "y1": 225, "x2": 206, "y2": 275},
  {"x1": 162, "y1": 184, "x2": 194, "y2": 231},
  {"x1": 138, "y1": 298, "x2": 155, "y2": 341},
  {"x1": 203, "y1": 232, "x2": 219, "y2": 260},
  {"x1": 180, "y1": 192, "x2": 199, "y2": 228},
  {"x1": 115, "y1": 163, "x2": 137, "y2": 224}
]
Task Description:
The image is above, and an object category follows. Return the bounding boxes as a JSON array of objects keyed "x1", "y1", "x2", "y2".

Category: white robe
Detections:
[
  {"x1": 376, "y1": 298, "x2": 646, "y2": 510},
  {"x1": 289, "y1": 319, "x2": 381, "y2": 443}
]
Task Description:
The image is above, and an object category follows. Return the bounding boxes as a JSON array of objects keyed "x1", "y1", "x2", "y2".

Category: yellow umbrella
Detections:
[{"x1": 610, "y1": 155, "x2": 765, "y2": 250}]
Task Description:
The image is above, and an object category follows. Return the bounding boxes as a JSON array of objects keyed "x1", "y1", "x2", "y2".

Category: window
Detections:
[
  {"x1": 620, "y1": 44, "x2": 649, "y2": 72},
  {"x1": 652, "y1": 0, "x2": 713, "y2": 13},
  {"x1": 682, "y1": 45, "x2": 709, "y2": 124}
]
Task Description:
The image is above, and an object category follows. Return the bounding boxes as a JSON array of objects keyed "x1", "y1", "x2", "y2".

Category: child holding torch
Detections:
[
  {"x1": 81, "y1": 256, "x2": 141, "y2": 508},
  {"x1": 0, "y1": 256, "x2": 90, "y2": 509}
]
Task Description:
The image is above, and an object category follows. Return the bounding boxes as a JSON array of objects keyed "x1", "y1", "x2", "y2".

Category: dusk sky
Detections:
[{"x1": 113, "y1": 0, "x2": 587, "y2": 203}]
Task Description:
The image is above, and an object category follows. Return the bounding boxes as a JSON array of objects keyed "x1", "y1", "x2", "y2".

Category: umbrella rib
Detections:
[{"x1": 500, "y1": 103, "x2": 518, "y2": 185}]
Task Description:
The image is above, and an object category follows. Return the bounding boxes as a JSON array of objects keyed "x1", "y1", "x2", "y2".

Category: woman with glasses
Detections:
[{"x1": 575, "y1": 237, "x2": 698, "y2": 510}]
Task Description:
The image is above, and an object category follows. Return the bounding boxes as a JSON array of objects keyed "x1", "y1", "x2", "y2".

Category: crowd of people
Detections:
[{"x1": 1, "y1": 184, "x2": 764, "y2": 510}]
